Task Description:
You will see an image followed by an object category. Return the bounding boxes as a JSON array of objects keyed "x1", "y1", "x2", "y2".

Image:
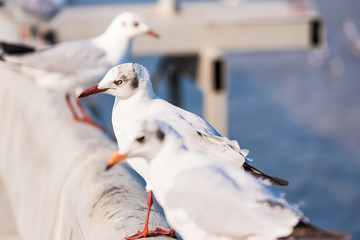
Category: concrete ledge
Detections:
[
  {"x1": 48, "y1": 1, "x2": 323, "y2": 55},
  {"x1": 0, "y1": 67, "x2": 172, "y2": 240},
  {"x1": 0, "y1": 178, "x2": 18, "y2": 238}
]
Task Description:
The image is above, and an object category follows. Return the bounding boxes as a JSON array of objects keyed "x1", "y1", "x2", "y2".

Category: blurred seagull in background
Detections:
[
  {"x1": 0, "y1": 13, "x2": 159, "y2": 129},
  {"x1": 288, "y1": 0, "x2": 306, "y2": 12},
  {"x1": 79, "y1": 63, "x2": 289, "y2": 239},
  {"x1": 343, "y1": 18, "x2": 360, "y2": 56},
  {"x1": 113, "y1": 119, "x2": 350, "y2": 240},
  {"x1": 0, "y1": 0, "x2": 64, "y2": 43}
]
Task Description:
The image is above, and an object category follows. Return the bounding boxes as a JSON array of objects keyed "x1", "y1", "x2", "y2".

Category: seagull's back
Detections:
[
  {"x1": 150, "y1": 147, "x2": 299, "y2": 240},
  {"x1": 4, "y1": 40, "x2": 109, "y2": 74},
  {"x1": 114, "y1": 95, "x2": 247, "y2": 171}
]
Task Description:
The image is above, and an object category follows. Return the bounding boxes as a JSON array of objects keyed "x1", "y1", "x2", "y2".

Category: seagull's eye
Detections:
[
  {"x1": 114, "y1": 79, "x2": 123, "y2": 86},
  {"x1": 133, "y1": 21, "x2": 139, "y2": 27},
  {"x1": 136, "y1": 136, "x2": 145, "y2": 143}
]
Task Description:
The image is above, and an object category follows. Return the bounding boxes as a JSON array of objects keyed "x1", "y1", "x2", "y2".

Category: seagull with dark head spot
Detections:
[
  {"x1": 107, "y1": 119, "x2": 351, "y2": 240},
  {"x1": 79, "y1": 63, "x2": 290, "y2": 239},
  {"x1": 1, "y1": 12, "x2": 159, "y2": 129}
]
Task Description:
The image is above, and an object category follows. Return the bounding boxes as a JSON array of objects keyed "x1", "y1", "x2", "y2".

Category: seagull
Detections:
[
  {"x1": 112, "y1": 119, "x2": 350, "y2": 240},
  {"x1": 79, "y1": 63, "x2": 289, "y2": 239},
  {"x1": 1, "y1": 0, "x2": 64, "y2": 42},
  {"x1": 4, "y1": 0, "x2": 64, "y2": 24},
  {"x1": 0, "y1": 13, "x2": 159, "y2": 128},
  {"x1": 288, "y1": 0, "x2": 306, "y2": 12}
]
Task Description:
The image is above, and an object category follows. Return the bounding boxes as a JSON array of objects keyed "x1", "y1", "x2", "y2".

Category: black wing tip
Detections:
[
  {"x1": 269, "y1": 176, "x2": 290, "y2": 186},
  {"x1": 280, "y1": 220, "x2": 351, "y2": 240},
  {"x1": 0, "y1": 41, "x2": 36, "y2": 55},
  {"x1": 243, "y1": 162, "x2": 290, "y2": 186}
]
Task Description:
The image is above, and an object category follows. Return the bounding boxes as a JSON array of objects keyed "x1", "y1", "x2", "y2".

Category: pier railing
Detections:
[{"x1": 0, "y1": 68, "x2": 172, "y2": 240}]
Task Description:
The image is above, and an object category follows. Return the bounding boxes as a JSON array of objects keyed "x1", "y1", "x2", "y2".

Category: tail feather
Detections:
[
  {"x1": 0, "y1": 41, "x2": 36, "y2": 55},
  {"x1": 280, "y1": 220, "x2": 350, "y2": 239},
  {"x1": 243, "y1": 162, "x2": 289, "y2": 186}
]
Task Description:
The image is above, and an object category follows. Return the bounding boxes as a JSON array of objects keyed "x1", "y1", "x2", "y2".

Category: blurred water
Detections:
[{"x1": 77, "y1": 0, "x2": 360, "y2": 238}]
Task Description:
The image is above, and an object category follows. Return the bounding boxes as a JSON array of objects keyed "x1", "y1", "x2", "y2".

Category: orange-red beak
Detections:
[
  {"x1": 78, "y1": 85, "x2": 108, "y2": 98},
  {"x1": 105, "y1": 152, "x2": 129, "y2": 171},
  {"x1": 146, "y1": 29, "x2": 160, "y2": 38}
]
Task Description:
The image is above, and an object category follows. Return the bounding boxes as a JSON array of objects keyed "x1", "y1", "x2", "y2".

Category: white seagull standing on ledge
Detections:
[
  {"x1": 0, "y1": 12, "x2": 159, "y2": 129},
  {"x1": 79, "y1": 63, "x2": 289, "y2": 239},
  {"x1": 115, "y1": 119, "x2": 350, "y2": 240}
]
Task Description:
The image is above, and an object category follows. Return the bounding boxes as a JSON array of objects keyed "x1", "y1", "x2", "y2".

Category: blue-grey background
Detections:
[{"x1": 72, "y1": 0, "x2": 360, "y2": 238}]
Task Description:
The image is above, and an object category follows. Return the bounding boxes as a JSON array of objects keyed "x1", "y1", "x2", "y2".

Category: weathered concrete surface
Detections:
[
  {"x1": 0, "y1": 67, "x2": 172, "y2": 240},
  {"x1": 0, "y1": 178, "x2": 19, "y2": 239}
]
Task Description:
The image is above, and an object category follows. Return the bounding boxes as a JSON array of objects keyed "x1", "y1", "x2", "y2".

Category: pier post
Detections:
[{"x1": 197, "y1": 48, "x2": 228, "y2": 136}]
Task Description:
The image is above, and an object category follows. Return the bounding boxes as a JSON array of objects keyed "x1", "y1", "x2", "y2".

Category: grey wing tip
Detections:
[{"x1": 279, "y1": 220, "x2": 351, "y2": 240}]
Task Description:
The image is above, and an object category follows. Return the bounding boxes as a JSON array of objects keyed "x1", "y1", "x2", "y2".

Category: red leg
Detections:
[
  {"x1": 65, "y1": 94, "x2": 103, "y2": 130},
  {"x1": 150, "y1": 228, "x2": 177, "y2": 238},
  {"x1": 66, "y1": 93, "x2": 81, "y2": 121},
  {"x1": 126, "y1": 191, "x2": 177, "y2": 239},
  {"x1": 126, "y1": 191, "x2": 154, "y2": 239},
  {"x1": 20, "y1": 24, "x2": 31, "y2": 41}
]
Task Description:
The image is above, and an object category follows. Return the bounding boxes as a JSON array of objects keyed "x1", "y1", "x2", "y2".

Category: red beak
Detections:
[
  {"x1": 78, "y1": 85, "x2": 108, "y2": 98},
  {"x1": 145, "y1": 29, "x2": 160, "y2": 38}
]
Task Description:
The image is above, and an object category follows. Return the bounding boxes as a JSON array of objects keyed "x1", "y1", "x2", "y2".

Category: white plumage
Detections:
[
  {"x1": 117, "y1": 119, "x2": 301, "y2": 240},
  {"x1": 79, "y1": 63, "x2": 252, "y2": 190},
  {"x1": 79, "y1": 63, "x2": 348, "y2": 240}
]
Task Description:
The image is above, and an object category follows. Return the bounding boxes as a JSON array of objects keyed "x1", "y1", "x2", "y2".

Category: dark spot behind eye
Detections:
[
  {"x1": 136, "y1": 136, "x2": 145, "y2": 143},
  {"x1": 131, "y1": 78, "x2": 139, "y2": 89},
  {"x1": 131, "y1": 63, "x2": 139, "y2": 89},
  {"x1": 156, "y1": 129, "x2": 165, "y2": 141},
  {"x1": 122, "y1": 21, "x2": 126, "y2": 27}
]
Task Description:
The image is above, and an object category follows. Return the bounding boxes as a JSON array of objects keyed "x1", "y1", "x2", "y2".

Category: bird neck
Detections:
[
  {"x1": 113, "y1": 86, "x2": 156, "y2": 114},
  {"x1": 154, "y1": 134, "x2": 186, "y2": 166},
  {"x1": 93, "y1": 29, "x2": 132, "y2": 64},
  {"x1": 148, "y1": 135, "x2": 187, "y2": 200}
]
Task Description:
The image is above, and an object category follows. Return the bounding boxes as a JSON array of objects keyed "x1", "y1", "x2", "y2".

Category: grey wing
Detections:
[
  {"x1": 196, "y1": 131, "x2": 248, "y2": 157},
  {"x1": 152, "y1": 100, "x2": 246, "y2": 164},
  {"x1": 168, "y1": 102, "x2": 220, "y2": 136},
  {"x1": 4, "y1": 41, "x2": 107, "y2": 74},
  {"x1": 164, "y1": 165, "x2": 300, "y2": 238},
  {"x1": 166, "y1": 103, "x2": 245, "y2": 153}
]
